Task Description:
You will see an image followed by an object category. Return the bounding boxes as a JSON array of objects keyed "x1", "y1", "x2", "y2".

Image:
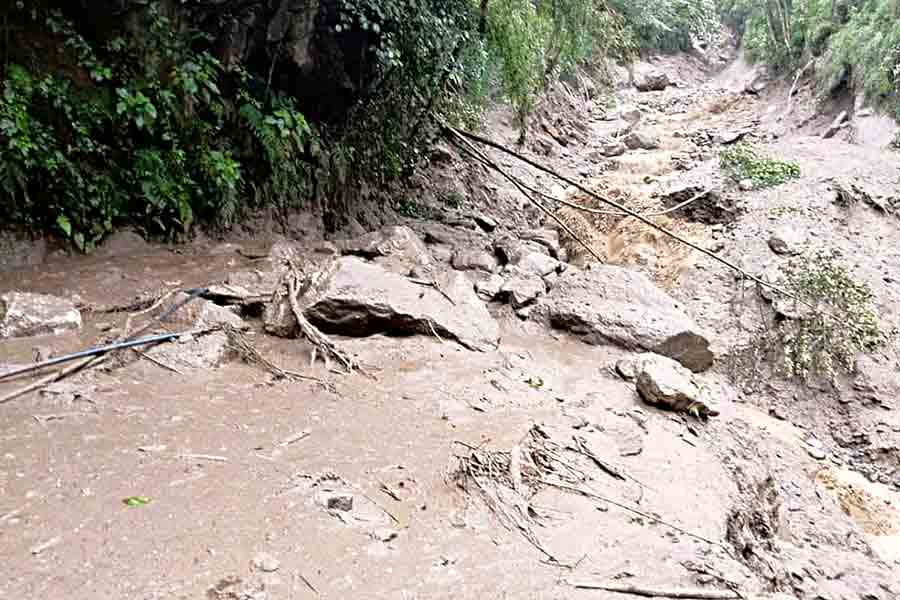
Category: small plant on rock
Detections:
[
  {"x1": 777, "y1": 252, "x2": 883, "y2": 381},
  {"x1": 719, "y1": 142, "x2": 801, "y2": 188}
]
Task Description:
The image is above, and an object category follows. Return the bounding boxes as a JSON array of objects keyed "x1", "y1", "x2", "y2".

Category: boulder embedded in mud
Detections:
[
  {"x1": 623, "y1": 130, "x2": 660, "y2": 150},
  {"x1": 533, "y1": 265, "x2": 714, "y2": 372},
  {"x1": 635, "y1": 353, "x2": 702, "y2": 413},
  {"x1": 0, "y1": 292, "x2": 81, "y2": 338},
  {"x1": 657, "y1": 167, "x2": 736, "y2": 225},
  {"x1": 768, "y1": 226, "x2": 806, "y2": 256},
  {"x1": 334, "y1": 226, "x2": 433, "y2": 276},
  {"x1": 633, "y1": 68, "x2": 670, "y2": 92},
  {"x1": 303, "y1": 257, "x2": 499, "y2": 351},
  {"x1": 451, "y1": 249, "x2": 497, "y2": 273},
  {"x1": 599, "y1": 138, "x2": 627, "y2": 157}
]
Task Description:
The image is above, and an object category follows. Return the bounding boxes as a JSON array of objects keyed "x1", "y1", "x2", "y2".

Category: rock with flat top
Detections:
[
  {"x1": 303, "y1": 257, "x2": 499, "y2": 351},
  {"x1": 0, "y1": 292, "x2": 81, "y2": 338},
  {"x1": 532, "y1": 265, "x2": 714, "y2": 372},
  {"x1": 500, "y1": 270, "x2": 545, "y2": 309},
  {"x1": 334, "y1": 226, "x2": 433, "y2": 276},
  {"x1": 451, "y1": 249, "x2": 497, "y2": 273}
]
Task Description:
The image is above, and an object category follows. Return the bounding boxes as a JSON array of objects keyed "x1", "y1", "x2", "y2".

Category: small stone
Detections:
[
  {"x1": 324, "y1": 492, "x2": 354, "y2": 512},
  {"x1": 473, "y1": 214, "x2": 498, "y2": 233},
  {"x1": 252, "y1": 553, "x2": 280, "y2": 573},
  {"x1": 622, "y1": 130, "x2": 660, "y2": 151},
  {"x1": 516, "y1": 251, "x2": 560, "y2": 277},
  {"x1": 807, "y1": 446, "x2": 827, "y2": 460},
  {"x1": 371, "y1": 528, "x2": 398, "y2": 543},
  {"x1": 615, "y1": 357, "x2": 638, "y2": 381},
  {"x1": 501, "y1": 273, "x2": 545, "y2": 309},
  {"x1": 738, "y1": 179, "x2": 754, "y2": 191},
  {"x1": 600, "y1": 139, "x2": 627, "y2": 157}
]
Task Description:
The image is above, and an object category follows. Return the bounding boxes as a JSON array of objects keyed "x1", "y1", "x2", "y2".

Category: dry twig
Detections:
[{"x1": 569, "y1": 581, "x2": 742, "y2": 599}]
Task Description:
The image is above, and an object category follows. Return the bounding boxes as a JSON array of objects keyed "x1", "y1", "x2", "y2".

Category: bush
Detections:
[
  {"x1": 777, "y1": 252, "x2": 883, "y2": 381},
  {"x1": 719, "y1": 142, "x2": 801, "y2": 188},
  {"x1": 613, "y1": 0, "x2": 719, "y2": 53}
]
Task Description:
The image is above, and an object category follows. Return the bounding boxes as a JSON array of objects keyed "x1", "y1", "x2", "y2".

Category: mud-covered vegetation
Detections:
[{"x1": 719, "y1": 0, "x2": 900, "y2": 111}]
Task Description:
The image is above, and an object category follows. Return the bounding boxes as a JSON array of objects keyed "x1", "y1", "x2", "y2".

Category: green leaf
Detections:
[
  {"x1": 123, "y1": 495, "x2": 151, "y2": 507},
  {"x1": 56, "y1": 214, "x2": 72, "y2": 237}
]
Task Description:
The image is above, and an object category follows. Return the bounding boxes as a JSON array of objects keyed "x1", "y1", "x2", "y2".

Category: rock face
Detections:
[
  {"x1": 533, "y1": 266, "x2": 714, "y2": 372},
  {"x1": 634, "y1": 353, "x2": 701, "y2": 412},
  {"x1": 303, "y1": 257, "x2": 499, "y2": 351},
  {"x1": 0, "y1": 292, "x2": 82, "y2": 338}
]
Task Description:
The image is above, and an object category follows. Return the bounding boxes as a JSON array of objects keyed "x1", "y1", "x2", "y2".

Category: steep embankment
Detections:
[{"x1": 1, "y1": 49, "x2": 899, "y2": 600}]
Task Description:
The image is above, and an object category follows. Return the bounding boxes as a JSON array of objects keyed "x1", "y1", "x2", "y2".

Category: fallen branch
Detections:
[
  {"x1": 223, "y1": 324, "x2": 323, "y2": 383},
  {"x1": 285, "y1": 263, "x2": 356, "y2": 374},
  {"x1": 570, "y1": 582, "x2": 741, "y2": 599}
]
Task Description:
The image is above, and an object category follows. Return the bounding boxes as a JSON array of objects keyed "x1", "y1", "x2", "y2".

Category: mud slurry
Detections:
[{"x1": 3, "y1": 56, "x2": 900, "y2": 600}]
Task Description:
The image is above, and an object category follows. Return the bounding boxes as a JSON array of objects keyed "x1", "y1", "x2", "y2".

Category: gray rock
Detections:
[
  {"x1": 146, "y1": 330, "x2": 233, "y2": 370},
  {"x1": 500, "y1": 272, "x2": 545, "y2": 309},
  {"x1": 520, "y1": 229, "x2": 561, "y2": 258},
  {"x1": 334, "y1": 226, "x2": 433, "y2": 276},
  {"x1": 600, "y1": 138, "x2": 627, "y2": 157},
  {"x1": 323, "y1": 492, "x2": 354, "y2": 512},
  {"x1": 633, "y1": 68, "x2": 670, "y2": 92},
  {"x1": 473, "y1": 214, "x2": 498, "y2": 232},
  {"x1": 451, "y1": 249, "x2": 497, "y2": 273},
  {"x1": 623, "y1": 130, "x2": 660, "y2": 150},
  {"x1": 768, "y1": 227, "x2": 806, "y2": 255},
  {"x1": 304, "y1": 257, "x2": 500, "y2": 351},
  {"x1": 635, "y1": 353, "x2": 701, "y2": 413},
  {"x1": 0, "y1": 292, "x2": 81, "y2": 338},
  {"x1": 738, "y1": 178, "x2": 754, "y2": 191},
  {"x1": 515, "y1": 251, "x2": 560, "y2": 278},
  {"x1": 533, "y1": 265, "x2": 714, "y2": 372},
  {"x1": 475, "y1": 274, "x2": 504, "y2": 301}
]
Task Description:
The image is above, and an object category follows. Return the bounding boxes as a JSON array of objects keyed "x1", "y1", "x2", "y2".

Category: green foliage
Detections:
[
  {"x1": 613, "y1": 0, "x2": 719, "y2": 52},
  {"x1": 719, "y1": 142, "x2": 800, "y2": 188},
  {"x1": 825, "y1": 1, "x2": 900, "y2": 111},
  {"x1": 0, "y1": 2, "x2": 313, "y2": 249},
  {"x1": 778, "y1": 252, "x2": 883, "y2": 381}
]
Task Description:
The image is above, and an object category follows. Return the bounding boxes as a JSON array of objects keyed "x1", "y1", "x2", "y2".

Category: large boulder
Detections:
[
  {"x1": 303, "y1": 257, "x2": 499, "y2": 351},
  {"x1": 532, "y1": 265, "x2": 714, "y2": 371},
  {"x1": 633, "y1": 68, "x2": 670, "y2": 92},
  {"x1": 0, "y1": 292, "x2": 81, "y2": 338}
]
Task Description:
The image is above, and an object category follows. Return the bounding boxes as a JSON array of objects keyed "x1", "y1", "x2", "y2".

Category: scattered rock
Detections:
[
  {"x1": 768, "y1": 227, "x2": 806, "y2": 256},
  {"x1": 515, "y1": 251, "x2": 560, "y2": 278},
  {"x1": 500, "y1": 271, "x2": 546, "y2": 309},
  {"x1": 634, "y1": 353, "x2": 714, "y2": 416},
  {"x1": 633, "y1": 68, "x2": 670, "y2": 92},
  {"x1": 533, "y1": 266, "x2": 714, "y2": 372},
  {"x1": 251, "y1": 553, "x2": 281, "y2": 573},
  {"x1": 473, "y1": 214, "x2": 498, "y2": 233},
  {"x1": 714, "y1": 128, "x2": 751, "y2": 145},
  {"x1": 615, "y1": 356, "x2": 639, "y2": 381},
  {"x1": 519, "y1": 229, "x2": 561, "y2": 258},
  {"x1": 147, "y1": 330, "x2": 233, "y2": 370},
  {"x1": 623, "y1": 130, "x2": 660, "y2": 150},
  {"x1": 738, "y1": 179, "x2": 754, "y2": 192},
  {"x1": 822, "y1": 110, "x2": 849, "y2": 139},
  {"x1": 474, "y1": 274, "x2": 504, "y2": 301},
  {"x1": 303, "y1": 257, "x2": 500, "y2": 351},
  {"x1": 451, "y1": 249, "x2": 497, "y2": 273},
  {"x1": 0, "y1": 292, "x2": 82, "y2": 338},
  {"x1": 599, "y1": 138, "x2": 627, "y2": 157}
]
